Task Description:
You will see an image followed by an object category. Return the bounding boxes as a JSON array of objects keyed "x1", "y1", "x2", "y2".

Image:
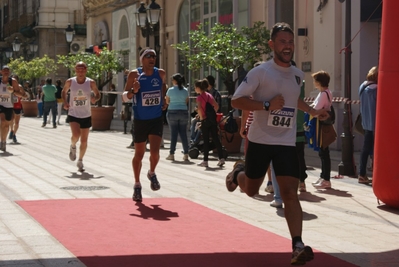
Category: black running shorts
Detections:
[
  {"x1": 0, "y1": 106, "x2": 14, "y2": 121},
  {"x1": 133, "y1": 116, "x2": 164, "y2": 143},
  {"x1": 67, "y1": 115, "x2": 92, "y2": 129},
  {"x1": 245, "y1": 141, "x2": 300, "y2": 179}
]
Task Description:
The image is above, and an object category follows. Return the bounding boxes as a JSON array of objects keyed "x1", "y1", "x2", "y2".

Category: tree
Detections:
[
  {"x1": 172, "y1": 21, "x2": 271, "y2": 109},
  {"x1": 7, "y1": 55, "x2": 58, "y2": 85},
  {"x1": 57, "y1": 47, "x2": 125, "y2": 106}
]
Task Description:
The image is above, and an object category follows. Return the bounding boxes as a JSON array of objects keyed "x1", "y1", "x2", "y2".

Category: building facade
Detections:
[
  {"x1": 0, "y1": 0, "x2": 86, "y2": 82},
  {"x1": 1, "y1": 0, "x2": 382, "y2": 151}
]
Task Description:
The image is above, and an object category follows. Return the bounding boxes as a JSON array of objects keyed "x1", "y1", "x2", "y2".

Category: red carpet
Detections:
[{"x1": 17, "y1": 198, "x2": 357, "y2": 267}]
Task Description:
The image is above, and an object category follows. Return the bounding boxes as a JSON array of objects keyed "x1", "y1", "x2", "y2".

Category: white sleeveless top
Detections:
[
  {"x1": 68, "y1": 77, "x2": 93, "y2": 118},
  {"x1": 0, "y1": 81, "x2": 14, "y2": 108}
]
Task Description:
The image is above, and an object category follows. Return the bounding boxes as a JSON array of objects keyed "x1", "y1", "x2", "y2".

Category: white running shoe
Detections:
[
  {"x1": 69, "y1": 145, "x2": 76, "y2": 161},
  {"x1": 77, "y1": 160, "x2": 85, "y2": 172},
  {"x1": 270, "y1": 200, "x2": 283, "y2": 208}
]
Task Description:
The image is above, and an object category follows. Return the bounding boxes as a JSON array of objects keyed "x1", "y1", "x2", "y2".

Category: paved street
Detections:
[{"x1": 0, "y1": 116, "x2": 398, "y2": 267}]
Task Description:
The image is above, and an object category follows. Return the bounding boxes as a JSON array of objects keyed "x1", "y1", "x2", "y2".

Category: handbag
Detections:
[
  {"x1": 354, "y1": 113, "x2": 364, "y2": 135},
  {"x1": 320, "y1": 124, "x2": 337, "y2": 149}
]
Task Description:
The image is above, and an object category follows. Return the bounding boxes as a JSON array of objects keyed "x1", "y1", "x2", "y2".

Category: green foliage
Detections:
[
  {"x1": 172, "y1": 21, "x2": 271, "y2": 91},
  {"x1": 57, "y1": 47, "x2": 125, "y2": 90},
  {"x1": 7, "y1": 55, "x2": 57, "y2": 82}
]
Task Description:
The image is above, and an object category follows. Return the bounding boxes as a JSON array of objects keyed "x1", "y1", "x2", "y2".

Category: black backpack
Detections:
[{"x1": 202, "y1": 95, "x2": 217, "y2": 126}]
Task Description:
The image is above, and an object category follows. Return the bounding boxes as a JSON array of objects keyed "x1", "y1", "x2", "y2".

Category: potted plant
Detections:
[
  {"x1": 172, "y1": 21, "x2": 271, "y2": 152},
  {"x1": 57, "y1": 47, "x2": 124, "y2": 130},
  {"x1": 8, "y1": 55, "x2": 57, "y2": 117}
]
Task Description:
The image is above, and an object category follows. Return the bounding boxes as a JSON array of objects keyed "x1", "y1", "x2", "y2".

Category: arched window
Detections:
[{"x1": 119, "y1": 15, "x2": 129, "y2": 39}]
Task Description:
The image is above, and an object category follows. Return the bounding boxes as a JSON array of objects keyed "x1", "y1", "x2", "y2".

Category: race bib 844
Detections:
[{"x1": 267, "y1": 106, "x2": 295, "y2": 128}]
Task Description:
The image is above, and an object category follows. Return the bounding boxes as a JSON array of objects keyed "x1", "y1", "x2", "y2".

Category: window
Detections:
[
  {"x1": 275, "y1": 0, "x2": 294, "y2": 29},
  {"x1": 119, "y1": 16, "x2": 128, "y2": 39},
  {"x1": 178, "y1": 0, "x2": 249, "y2": 112}
]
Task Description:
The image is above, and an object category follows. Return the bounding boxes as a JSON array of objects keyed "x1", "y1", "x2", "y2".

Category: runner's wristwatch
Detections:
[{"x1": 263, "y1": 101, "x2": 270, "y2": 111}]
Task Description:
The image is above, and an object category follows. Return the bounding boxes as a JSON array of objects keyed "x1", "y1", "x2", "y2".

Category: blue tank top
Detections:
[{"x1": 133, "y1": 67, "x2": 163, "y2": 120}]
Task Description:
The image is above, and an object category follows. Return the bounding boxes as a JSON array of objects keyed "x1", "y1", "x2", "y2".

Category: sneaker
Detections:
[
  {"x1": 77, "y1": 160, "x2": 85, "y2": 172},
  {"x1": 358, "y1": 175, "x2": 372, "y2": 184},
  {"x1": 41, "y1": 123, "x2": 46, "y2": 127},
  {"x1": 147, "y1": 171, "x2": 160, "y2": 191},
  {"x1": 313, "y1": 179, "x2": 331, "y2": 189},
  {"x1": 225, "y1": 160, "x2": 245, "y2": 192},
  {"x1": 270, "y1": 200, "x2": 283, "y2": 208},
  {"x1": 0, "y1": 141, "x2": 5, "y2": 152},
  {"x1": 298, "y1": 182, "x2": 307, "y2": 192},
  {"x1": 291, "y1": 246, "x2": 314, "y2": 265},
  {"x1": 12, "y1": 135, "x2": 18, "y2": 144},
  {"x1": 265, "y1": 181, "x2": 274, "y2": 193},
  {"x1": 53, "y1": 124, "x2": 57, "y2": 128},
  {"x1": 8, "y1": 131, "x2": 13, "y2": 139},
  {"x1": 132, "y1": 186, "x2": 142, "y2": 202},
  {"x1": 217, "y1": 158, "x2": 225, "y2": 167},
  {"x1": 69, "y1": 145, "x2": 77, "y2": 161},
  {"x1": 197, "y1": 161, "x2": 208, "y2": 167},
  {"x1": 312, "y1": 177, "x2": 323, "y2": 185},
  {"x1": 183, "y1": 154, "x2": 189, "y2": 161},
  {"x1": 166, "y1": 154, "x2": 175, "y2": 161},
  {"x1": 127, "y1": 142, "x2": 135, "y2": 149}
]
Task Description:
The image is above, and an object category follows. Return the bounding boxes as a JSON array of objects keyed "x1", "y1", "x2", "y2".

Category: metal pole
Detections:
[{"x1": 338, "y1": 0, "x2": 356, "y2": 177}]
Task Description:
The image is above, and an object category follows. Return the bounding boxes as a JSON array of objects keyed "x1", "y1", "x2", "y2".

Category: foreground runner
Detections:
[{"x1": 228, "y1": 22, "x2": 328, "y2": 266}]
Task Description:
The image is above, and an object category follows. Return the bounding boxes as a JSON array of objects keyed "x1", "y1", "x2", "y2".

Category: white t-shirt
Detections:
[{"x1": 232, "y1": 60, "x2": 304, "y2": 146}]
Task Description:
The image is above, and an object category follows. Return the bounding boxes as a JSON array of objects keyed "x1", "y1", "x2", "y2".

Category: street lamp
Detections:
[
  {"x1": 338, "y1": 0, "x2": 356, "y2": 177},
  {"x1": 5, "y1": 50, "x2": 13, "y2": 60},
  {"x1": 29, "y1": 43, "x2": 38, "y2": 55},
  {"x1": 135, "y1": 1, "x2": 162, "y2": 49},
  {"x1": 65, "y1": 24, "x2": 75, "y2": 45},
  {"x1": 65, "y1": 24, "x2": 75, "y2": 78},
  {"x1": 12, "y1": 37, "x2": 21, "y2": 52}
]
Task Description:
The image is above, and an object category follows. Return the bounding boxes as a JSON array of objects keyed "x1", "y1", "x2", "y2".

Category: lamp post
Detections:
[
  {"x1": 29, "y1": 43, "x2": 38, "y2": 56},
  {"x1": 64, "y1": 24, "x2": 75, "y2": 77},
  {"x1": 135, "y1": 0, "x2": 162, "y2": 67},
  {"x1": 11, "y1": 37, "x2": 38, "y2": 60},
  {"x1": 338, "y1": 0, "x2": 356, "y2": 177},
  {"x1": 12, "y1": 37, "x2": 21, "y2": 53},
  {"x1": 5, "y1": 50, "x2": 13, "y2": 62}
]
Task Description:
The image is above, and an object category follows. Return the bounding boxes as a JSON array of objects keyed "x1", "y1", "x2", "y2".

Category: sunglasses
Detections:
[
  {"x1": 76, "y1": 65, "x2": 87, "y2": 69},
  {"x1": 271, "y1": 24, "x2": 293, "y2": 39},
  {"x1": 144, "y1": 54, "x2": 157, "y2": 59}
]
